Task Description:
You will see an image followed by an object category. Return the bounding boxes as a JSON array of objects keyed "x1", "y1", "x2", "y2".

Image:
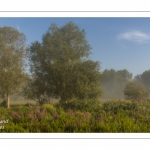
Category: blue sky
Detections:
[{"x1": 0, "y1": 17, "x2": 150, "y2": 77}]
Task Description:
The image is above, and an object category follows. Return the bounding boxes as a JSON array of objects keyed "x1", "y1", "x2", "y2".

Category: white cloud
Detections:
[{"x1": 117, "y1": 31, "x2": 150, "y2": 43}]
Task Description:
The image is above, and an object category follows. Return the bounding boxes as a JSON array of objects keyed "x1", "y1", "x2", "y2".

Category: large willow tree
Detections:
[
  {"x1": 27, "y1": 22, "x2": 102, "y2": 103},
  {"x1": 0, "y1": 26, "x2": 26, "y2": 108}
]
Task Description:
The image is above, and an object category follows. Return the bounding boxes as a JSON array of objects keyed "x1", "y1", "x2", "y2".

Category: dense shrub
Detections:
[
  {"x1": 1, "y1": 100, "x2": 150, "y2": 132},
  {"x1": 42, "y1": 104, "x2": 56, "y2": 114},
  {"x1": 124, "y1": 81, "x2": 149, "y2": 101},
  {"x1": 60, "y1": 99, "x2": 102, "y2": 112},
  {"x1": 102, "y1": 100, "x2": 137, "y2": 114}
]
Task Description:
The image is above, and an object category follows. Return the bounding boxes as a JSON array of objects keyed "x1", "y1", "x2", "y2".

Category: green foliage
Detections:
[
  {"x1": 27, "y1": 22, "x2": 102, "y2": 104},
  {"x1": 23, "y1": 74, "x2": 52, "y2": 105},
  {"x1": 60, "y1": 99, "x2": 102, "y2": 112},
  {"x1": 135, "y1": 70, "x2": 150, "y2": 89},
  {"x1": 102, "y1": 100, "x2": 137, "y2": 113},
  {"x1": 2, "y1": 123, "x2": 27, "y2": 133},
  {"x1": 42, "y1": 104, "x2": 56, "y2": 114},
  {"x1": 0, "y1": 100, "x2": 7, "y2": 108},
  {"x1": 1, "y1": 100, "x2": 150, "y2": 132},
  {"x1": 72, "y1": 60, "x2": 102, "y2": 100},
  {"x1": 124, "y1": 81, "x2": 149, "y2": 101},
  {"x1": 0, "y1": 26, "x2": 27, "y2": 108}
]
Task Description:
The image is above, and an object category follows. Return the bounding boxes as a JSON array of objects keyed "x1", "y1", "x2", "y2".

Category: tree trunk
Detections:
[{"x1": 7, "y1": 93, "x2": 10, "y2": 109}]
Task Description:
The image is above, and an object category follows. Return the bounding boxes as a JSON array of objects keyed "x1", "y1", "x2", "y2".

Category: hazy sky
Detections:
[{"x1": 0, "y1": 17, "x2": 150, "y2": 77}]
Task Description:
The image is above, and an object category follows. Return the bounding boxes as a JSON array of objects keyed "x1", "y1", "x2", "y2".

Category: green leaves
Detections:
[
  {"x1": 135, "y1": 70, "x2": 150, "y2": 92},
  {"x1": 27, "y1": 22, "x2": 102, "y2": 103},
  {"x1": 0, "y1": 26, "x2": 27, "y2": 108},
  {"x1": 124, "y1": 81, "x2": 149, "y2": 101}
]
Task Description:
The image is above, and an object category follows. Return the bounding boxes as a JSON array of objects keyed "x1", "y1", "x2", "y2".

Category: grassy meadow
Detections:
[{"x1": 1, "y1": 99, "x2": 150, "y2": 132}]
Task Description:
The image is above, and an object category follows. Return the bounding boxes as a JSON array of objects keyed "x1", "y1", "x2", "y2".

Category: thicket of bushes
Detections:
[{"x1": 1, "y1": 99, "x2": 150, "y2": 132}]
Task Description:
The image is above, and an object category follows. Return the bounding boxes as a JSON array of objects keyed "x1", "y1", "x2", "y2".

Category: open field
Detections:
[
  {"x1": 0, "y1": 99, "x2": 60, "y2": 107},
  {"x1": 10, "y1": 100, "x2": 37, "y2": 106}
]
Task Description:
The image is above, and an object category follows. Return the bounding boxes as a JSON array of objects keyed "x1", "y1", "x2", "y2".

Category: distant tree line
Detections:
[
  {"x1": 101, "y1": 69, "x2": 132, "y2": 99},
  {"x1": 101, "y1": 69, "x2": 150, "y2": 101},
  {"x1": 124, "y1": 71, "x2": 150, "y2": 101}
]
